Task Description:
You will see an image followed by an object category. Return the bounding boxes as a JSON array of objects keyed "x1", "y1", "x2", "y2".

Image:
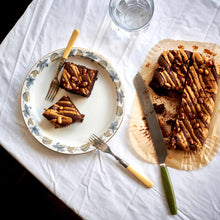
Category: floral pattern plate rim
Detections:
[{"x1": 20, "y1": 48, "x2": 125, "y2": 154}]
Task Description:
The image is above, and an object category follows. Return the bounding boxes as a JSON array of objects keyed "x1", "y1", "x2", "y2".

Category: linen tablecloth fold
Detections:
[{"x1": 1, "y1": 0, "x2": 220, "y2": 219}]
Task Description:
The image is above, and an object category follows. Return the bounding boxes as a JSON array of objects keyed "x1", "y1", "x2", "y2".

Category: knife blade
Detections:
[{"x1": 133, "y1": 72, "x2": 177, "y2": 215}]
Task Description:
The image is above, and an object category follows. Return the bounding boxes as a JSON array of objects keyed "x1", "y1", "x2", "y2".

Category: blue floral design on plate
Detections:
[
  {"x1": 69, "y1": 49, "x2": 76, "y2": 57},
  {"x1": 109, "y1": 121, "x2": 118, "y2": 133},
  {"x1": 109, "y1": 70, "x2": 119, "y2": 81},
  {"x1": 20, "y1": 48, "x2": 125, "y2": 154},
  {"x1": 30, "y1": 125, "x2": 40, "y2": 136},
  {"x1": 26, "y1": 75, "x2": 35, "y2": 88},
  {"x1": 23, "y1": 104, "x2": 31, "y2": 117},
  {"x1": 84, "y1": 51, "x2": 98, "y2": 61},
  {"x1": 52, "y1": 142, "x2": 67, "y2": 152},
  {"x1": 37, "y1": 59, "x2": 48, "y2": 71},
  {"x1": 117, "y1": 90, "x2": 125, "y2": 104}
]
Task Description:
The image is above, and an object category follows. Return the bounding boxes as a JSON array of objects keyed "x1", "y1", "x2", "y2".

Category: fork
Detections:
[
  {"x1": 89, "y1": 134, "x2": 153, "y2": 188},
  {"x1": 45, "y1": 29, "x2": 80, "y2": 102}
]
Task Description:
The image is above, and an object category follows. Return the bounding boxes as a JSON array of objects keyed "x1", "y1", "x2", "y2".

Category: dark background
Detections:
[{"x1": 1, "y1": 1, "x2": 82, "y2": 219}]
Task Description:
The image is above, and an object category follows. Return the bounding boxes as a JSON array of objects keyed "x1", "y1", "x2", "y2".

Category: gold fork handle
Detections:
[
  {"x1": 62, "y1": 29, "x2": 80, "y2": 59},
  {"x1": 126, "y1": 165, "x2": 154, "y2": 188}
]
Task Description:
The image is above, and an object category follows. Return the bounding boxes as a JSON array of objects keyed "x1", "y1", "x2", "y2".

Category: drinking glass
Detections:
[{"x1": 109, "y1": 0, "x2": 154, "y2": 31}]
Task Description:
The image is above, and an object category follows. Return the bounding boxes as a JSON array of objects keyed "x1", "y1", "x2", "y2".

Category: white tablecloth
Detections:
[{"x1": 1, "y1": 0, "x2": 220, "y2": 219}]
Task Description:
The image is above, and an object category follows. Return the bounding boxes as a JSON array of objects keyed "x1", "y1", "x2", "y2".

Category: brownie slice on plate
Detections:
[
  {"x1": 43, "y1": 95, "x2": 84, "y2": 128},
  {"x1": 59, "y1": 62, "x2": 98, "y2": 97}
]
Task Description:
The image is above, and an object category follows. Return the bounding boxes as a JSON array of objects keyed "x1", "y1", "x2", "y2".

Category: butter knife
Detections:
[{"x1": 133, "y1": 72, "x2": 177, "y2": 215}]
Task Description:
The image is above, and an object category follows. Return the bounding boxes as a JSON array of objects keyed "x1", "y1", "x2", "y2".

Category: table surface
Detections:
[
  {"x1": 1, "y1": 0, "x2": 220, "y2": 219},
  {"x1": 0, "y1": 0, "x2": 81, "y2": 219}
]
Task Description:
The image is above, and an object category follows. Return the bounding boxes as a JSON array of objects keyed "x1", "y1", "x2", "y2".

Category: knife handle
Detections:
[
  {"x1": 62, "y1": 29, "x2": 80, "y2": 59},
  {"x1": 126, "y1": 165, "x2": 153, "y2": 188},
  {"x1": 160, "y1": 164, "x2": 177, "y2": 215}
]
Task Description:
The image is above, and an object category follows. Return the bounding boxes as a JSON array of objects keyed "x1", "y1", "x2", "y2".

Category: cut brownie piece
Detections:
[
  {"x1": 149, "y1": 50, "x2": 192, "y2": 97},
  {"x1": 171, "y1": 53, "x2": 219, "y2": 151},
  {"x1": 59, "y1": 62, "x2": 98, "y2": 97},
  {"x1": 43, "y1": 95, "x2": 84, "y2": 128}
]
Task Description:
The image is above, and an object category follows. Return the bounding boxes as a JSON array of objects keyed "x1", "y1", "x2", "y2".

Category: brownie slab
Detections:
[
  {"x1": 149, "y1": 50, "x2": 220, "y2": 151},
  {"x1": 43, "y1": 95, "x2": 84, "y2": 128},
  {"x1": 171, "y1": 53, "x2": 219, "y2": 151},
  {"x1": 59, "y1": 62, "x2": 98, "y2": 97}
]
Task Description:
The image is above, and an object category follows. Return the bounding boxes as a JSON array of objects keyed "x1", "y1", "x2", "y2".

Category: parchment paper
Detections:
[{"x1": 129, "y1": 39, "x2": 220, "y2": 170}]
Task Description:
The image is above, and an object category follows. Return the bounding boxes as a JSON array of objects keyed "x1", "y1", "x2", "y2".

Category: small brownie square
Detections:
[
  {"x1": 43, "y1": 95, "x2": 84, "y2": 128},
  {"x1": 59, "y1": 62, "x2": 98, "y2": 97}
]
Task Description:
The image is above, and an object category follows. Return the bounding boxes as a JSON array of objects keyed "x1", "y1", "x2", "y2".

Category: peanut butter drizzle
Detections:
[
  {"x1": 62, "y1": 109, "x2": 79, "y2": 115},
  {"x1": 168, "y1": 51, "x2": 174, "y2": 63},
  {"x1": 62, "y1": 69, "x2": 71, "y2": 88},
  {"x1": 194, "y1": 52, "x2": 204, "y2": 65},
  {"x1": 70, "y1": 63, "x2": 82, "y2": 81},
  {"x1": 177, "y1": 129, "x2": 188, "y2": 149},
  {"x1": 206, "y1": 73, "x2": 218, "y2": 95},
  {"x1": 189, "y1": 68, "x2": 205, "y2": 96},
  {"x1": 63, "y1": 106, "x2": 78, "y2": 111},
  {"x1": 60, "y1": 62, "x2": 96, "y2": 96},
  {"x1": 153, "y1": 50, "x2": 219, "y2": 150},
  {"x1": 162, "y1": 51, "x2": 172, "y2": 66},
  {"x1": 158, "y1": 50, "x2": 190, "y2": 90},
  {"x1": 176, "y1": 69, "x2": 185, "y2": 78},
  {"x1": 163, "y1": 71, "x2": 176, "y2": 88},
  {"x1": 180, "y1": 49, "x2": 188, "y2": 62},
  {"x1": 172, "y1": 52, "x2": 219, "y2": 151},
  {"x1": 80, "y1": 88, "x2": 89, "y2": 95},
  {"x1": 184, "y1": 118, "x2": 202, "y2": 146},
  {"x1": 57, "y1": 100, "x2": 73, "y2": 106},
  {"x1": 182, "y1": 98, "x2": 207, "y2": 139},
  {"x1": 153, "y1": 50, "x2": 219, "y2": 151},
  {"x1": 176, "y1": 50, "x2": 182, "y2": 62},
  {"x1": 172, "y1": 71, "x2": 182, "y2": 86},
  {"x1": 87, "y1": 71, "x2": 93, "y2": 84},
  {"x1": 43, "y1": 96, "x2": 83, "y2": 127},
  {"x1": 44, "y1": 109, "x2": 73, "y2": 124},
  {"x1": 182, "y1": 100, "x2": 204, "y2": 143},
  {"x1": 42, "y1": 94, "x2": 85, "y2": 129},
  {"x1": 160, "y1": 71, "x2": 167, "y2": 83}
]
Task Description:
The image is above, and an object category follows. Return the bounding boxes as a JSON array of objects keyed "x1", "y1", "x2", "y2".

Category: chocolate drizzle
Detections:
[{"x1": 150, "y1": 50, "x2": 220, "y2": 152}]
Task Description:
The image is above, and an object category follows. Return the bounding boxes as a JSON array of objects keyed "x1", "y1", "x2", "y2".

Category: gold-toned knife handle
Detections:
[
  {"x1": 62, "y1": 29, "x2": 79, "y2": 59},
  {"x1": 160, "y1": 164, "x2": 177, "y2": 215}
]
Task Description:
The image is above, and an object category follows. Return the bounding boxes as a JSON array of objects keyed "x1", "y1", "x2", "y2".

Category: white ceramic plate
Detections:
[{"x1": 21, "y1": 48, "x2": 125, "y2": 154}]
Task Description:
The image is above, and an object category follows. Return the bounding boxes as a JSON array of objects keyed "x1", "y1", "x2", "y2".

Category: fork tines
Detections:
[
  {"x1": 89, "y1": 134, "x2": 102, "y2": 146},
  {"x1": 89, "y1": 134, "x2": 108, "y2": 151},
  {"x1": 45, "y1": 80, "x2": 59, "y2": 102}
]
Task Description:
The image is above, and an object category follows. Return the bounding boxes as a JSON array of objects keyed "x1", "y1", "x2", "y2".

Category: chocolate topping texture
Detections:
[
  {"x1": 43, "y1": 95, "x2": 84, "y2": 128},
  {"x1": 59, "y1": 62, "x2": 98, "y2": 97},
  {"x1": 150, "y1": 50, "x2": 220, "y2": 152}
]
